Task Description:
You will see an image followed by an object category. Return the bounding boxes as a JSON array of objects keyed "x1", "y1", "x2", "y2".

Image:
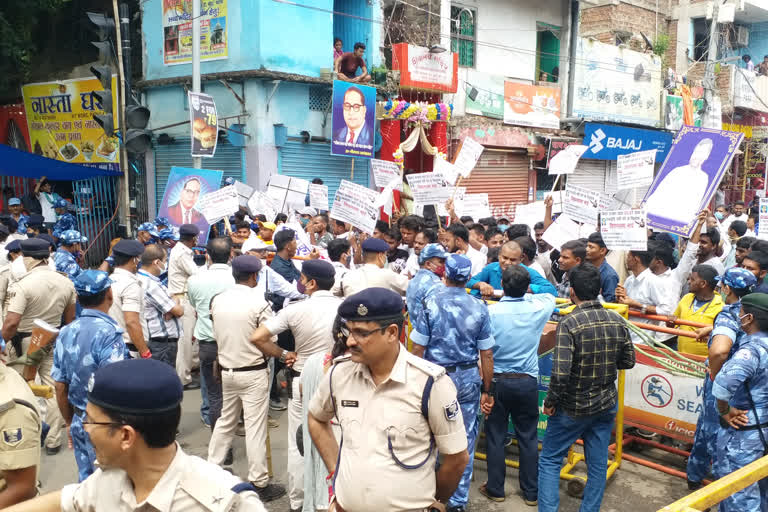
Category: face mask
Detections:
[
  {"x1": 72, "y1": 251, "x2": 82, "y2": 260},
  {"x1": 10, "y1": 256, "x2": 26, "y2": 280},
  {"x1": 714, "y1": 212, "x2": 724, "y2": 220},
  {"x1": 740, "y1": 313, "x2": 751, "y2": 329},
  {"x1": 498, "y1": 225, "x2": 509, "y2": 233},
  {"x1": 431, "y1": 263, "x2": 446, "y2": 278},
  {"x1": 300, "y1": 218, "x2": 310, "y2": 228}
]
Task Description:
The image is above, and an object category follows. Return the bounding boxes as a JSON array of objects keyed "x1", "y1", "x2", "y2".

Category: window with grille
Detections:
[
  {"x1": 309, "y1": 85, "x2": 332, "y2": 111},
  {"x1": 451, "y1": 6, "x2": 476, "y2": 68}
]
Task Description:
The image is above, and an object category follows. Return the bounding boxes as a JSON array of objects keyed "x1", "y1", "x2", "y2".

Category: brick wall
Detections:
[
  {"x1": 580, "y1": 3, "x2": 671, "y2": 49},
  {"x1": 665, "y1": 21, "x2": 678, "y2": 72},
  {"x1": 686, "y1": 61, "x2": 733, "y2": 113}
]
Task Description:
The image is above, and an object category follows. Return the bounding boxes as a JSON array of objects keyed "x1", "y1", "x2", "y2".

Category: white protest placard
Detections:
[
  {"x1": 267, "y1": 175, "x2": 310, "y2": 213},
  {"x1": 760, "y1": 198, "x2": 768, "y2": 240},
  {"x1": 371, "y1": 159, "x2": 403, "y2": 190},
  {"x1": 196, "y1": 185, "x2": 239, "y2": 224},
  {"x1": 309, "y1": 184, "x2": 329, "y2": 211},
  {"x1": 514, "y1": 202, "x2": 546, "y2": 232},
  {"x1": 434, "y1": 156, "x2": 460, "y2": 185},
  {"x1": 247, "y1": 191, "x2": 279, "y2": 222},
  {"x1": 406, "y1": 172, "x2": 453, "y2": 205},
  {"x1": 600, "y1": 210, "x2": 648, "y2": 251},
  {"x1": 456, "y1": 193, "x2": 491, "y2": 220},
  {"x1": 549, "y1": 144, "x2": 587, "y2": 175},
  {"x1": 276, "y1": 222, "x2": 314, "y2": 257},
  {"x1": 330, "y1": 180, "x2": 379, "y2": 235},
  {"x1": 454, "y1": 137, "x2": 484, "y2": 178},
  {"x1": 373, "y1": 176, "x2": 401, "y2": 216},
  {"x1": 233, "y1": 181, "x2": 254, "y2": 207},
  {"x1": 563, "y1": 184, "x2": 601, "y2": 226},
  {"x1": 616, "y1": 149, "x2": 655, "y2": 190},
  {"x1": 542, "y1": 214, "x2": 584, "y2": 250}
]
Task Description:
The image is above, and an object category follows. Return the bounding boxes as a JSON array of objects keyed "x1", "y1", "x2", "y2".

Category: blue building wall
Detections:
[{"x1": 722, "y1": 22, "x2": 768, "y2": 64}]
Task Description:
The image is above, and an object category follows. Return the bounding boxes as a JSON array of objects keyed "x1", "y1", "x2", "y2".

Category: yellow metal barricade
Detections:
[{"x1": 658, "y1": 454, "x2": 768, "y2": 511}]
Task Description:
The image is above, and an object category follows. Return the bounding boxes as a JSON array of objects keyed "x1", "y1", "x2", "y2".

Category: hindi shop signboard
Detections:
[
  {"x1": 583, "y1": 123, "x2": 672, "y2": 162},
  {"x1": 22, "y1": 77, "x2": 120, "y2": 172},
  {"x1": 391, "y1": 43, "x2": 459, "y2": 93},
  {"x1": 503, "y1": 81, "x2": 561, "y2": 129}
]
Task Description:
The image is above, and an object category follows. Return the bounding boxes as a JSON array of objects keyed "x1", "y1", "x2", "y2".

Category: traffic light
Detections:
[
  {"x1": 125, "y1": 104, "x2": 152, "y2": 154},
  {"x1": 90, "y1": 65, "x2": 114, "y2": 138}
]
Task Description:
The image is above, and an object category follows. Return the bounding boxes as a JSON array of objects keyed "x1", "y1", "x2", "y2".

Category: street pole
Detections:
[
  {"x1": 192, "y1": 0, "x2": 201, "y2": 170},
  {"x1": 112, "y1": 0, "x2": 131, "y2": 236},
  {"x1": 703, "y1": 0, "x2": 720, "y2": 123}
]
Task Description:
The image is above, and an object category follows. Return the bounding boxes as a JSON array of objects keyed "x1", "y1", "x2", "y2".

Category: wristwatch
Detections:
[
  {"x1": 279, "y1": 350, "x2": 288, "y2": 363},
  {"x1": 641, "y1": 304, "x2": 648, "y2": 314}
]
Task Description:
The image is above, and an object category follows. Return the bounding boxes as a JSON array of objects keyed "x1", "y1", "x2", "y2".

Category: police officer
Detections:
[
  {"x1": 23, "y1": 215, "x2": 44, "y2": 239},
  {"x1": 154, "y1": 216, "x2": 171, "y2": 231},
  {"x1": 51, "y1": 270, "x2": 128, "y2": 481},
  {"x1": 406, "y1": 243, "x2": 448, "y2": 323},
  {"x1": 0, "y1": 241, "x2": 21, "y2": 328},
  {"x1": 250, "y1": 259, "x2": 342, "y2": 511},
  {"x1": 687, "y1": 267, "x2": 756, "y2": 490},
  {"x1": 7, "y1": 198, "x2": 28, "y2": 237},
  {"x1": 712, "y1": 292, "x2": 768, "y2": 511},
  {"x1": 307, "y1": 287, "x2": 470, "y2": 512},
  {"x1": 338, "y1": 238, "x2": 408, "y2": 297},
  {"x1": 208, "y1": 255, "x2": 286, "y2": 503},
  {"x1": 1, "y1": 238, "x2": 76, "y2": 456},
  {"x1": 410, "y1": 254, "x2": 495, "y2": 512},
  {"x1": 53, "y1": 230, "x2": 86, "y2": 282},
  {"x1": 51, "y1": 199, "x2": 76, "y2": 241},
  {"x1": 136, "y1": 222, "x2": 160, "y2": 245},
  {"x1": 107, "y1": 240, "x2": 151, "y2": 359},
  {"x1": 0, "y1": 344, "x2": 41, "y2": 507},
  {"x1": 5, "y1": 359, "x2": 268, "y2": 512},
  {"x1": 168, "y1": 223, "x2": 202, "y2": 388}
]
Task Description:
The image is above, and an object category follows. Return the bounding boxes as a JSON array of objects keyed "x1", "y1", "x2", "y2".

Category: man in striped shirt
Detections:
[{"x1": 137, "y1": 244, "x2": 184, "y2": 368}]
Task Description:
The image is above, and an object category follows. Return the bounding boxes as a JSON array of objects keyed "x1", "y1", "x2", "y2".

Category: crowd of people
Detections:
[{"x1": 0, "y1": 180, "x2": 766, "y2": 512}]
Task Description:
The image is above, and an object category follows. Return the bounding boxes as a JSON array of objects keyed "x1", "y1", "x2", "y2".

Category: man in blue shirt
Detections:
[
  {"x1": 481, "y1": 265, "x2": 555, "y2": 506},
  {"x1": 586, "y1": 232, "x2": 619, "y2": 302},
  {"x1": 7, "y1": 197, "x2": 28, "y2": 236},
  {"x1": 51, "y1": 270, "x2": 129, "y2": 481},
  {"x1": 52, "y1": 199, "x2": 77, "y2": 241},
  {"x1": 467, "y1": 241, "x2": 556, "y2": 298},
  {"x1": 53, "y1": 229, "x2": 86, "y2": 282},
  {"x1": 406, "y1": 243, "x2": 448, "y2": 322},
  {"x1": 411, "y1": 254, "x2": 495, "y2": 512}
]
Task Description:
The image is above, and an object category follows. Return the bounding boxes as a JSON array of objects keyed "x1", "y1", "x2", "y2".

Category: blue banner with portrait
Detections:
[
  {"x1": 157, "y1": 166, "x2": 223, "y2": 244},
  {"x1": 330, "y1": 80, "x2": 376, "y2": 159},
  {"x1": 642, "y1": 126, "x2": 744, "y2": 236}
]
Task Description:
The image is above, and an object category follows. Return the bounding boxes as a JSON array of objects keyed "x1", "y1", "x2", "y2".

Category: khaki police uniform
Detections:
[
  {"x1": 309, "y1": 344, "x2": 467, "y2": 511},
  {"x1": 208, "y1": 285, "x2": 275, "y2": 486},
  {"x1": 0, "y1": 364, "x2": 41, "y2": 496},
  {"x1": 262, "y1": 290, "x2": 341, "y2": 509},
  {"x1": 107, "y1": 267, "x2": 145, "y2": 356},
  {"x1": 6, "y1": 262, "x2": 75, "y2": 450},
  {"x1": 168, "y1": 242, "x2": 200, "y2": 384},
  {"x1": 338, "y1": 263, "x2": 409, "y2": 297},
  {"x1": 0, "y1": 265, "x2": 11, "y2": 331},
  {"x1": 60, "y1": 444, "x2": 267, "y2": 512}
]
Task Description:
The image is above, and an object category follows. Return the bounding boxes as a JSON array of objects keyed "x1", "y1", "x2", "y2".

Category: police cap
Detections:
[
  {"x1": 301, "y1": 259, "x2": 334, "y2": 281},
  {"x1": 154, "y1": 217, "x2": 171, "y2": 227},
  {"x1": 20, "y1": 238, "x2": 50, "y2": 257},
  {"x1": 741, "y1": 293, "x2": 768, "y2": 313},
  {"x1": 112, "y1": 239, "x2": 145, "y2": 257},
  {"x1": 361, "y1": 238, "x2": 389, "y2": 253},
  {"x1": 137, "y1": 222, "x2": 160, "y2": 236},
  {"x1": 74, "y1": 270, "x2": 112, "y2": 296},
  {"x1": 232, "y1": 254, "x2": 262, "y2": 275},
  {"x1": 60, "y1": 230, "x2": 87, "y2": 246},
  {"x1": 5, "y1": 240, "x2": 21, "y2": 252},
  {"x1": 418, "y1": 243, "x2": 449, "y2": 265},
  {"x1": 338, "y1": 287, "x2": 404, "y2": 322},
  {"x1": 88, "y1": 359, "x2": 183, "y2": 414},
  {"x1": 445, "y1": 254, "x2": 472, "y2": 282},
  {"x1": 179, "y1": 224, "x2": 199, "y2": 237},
  {"x1": 8, "y1": 198, "x2": 20, "y2": 206},
  {"x1": 717, "y1": 267, "x2": 757, "y2": 291},
  {"x1": 37, "y1": 234, "x2": 56, "y2": 248},
  {"x1": 54, "y1": 198, "x2": 69, "y2": 209},
  {"x1": 27, "y1": 214, "x2": 44, "y2": 227},
  {"x1": 2, "y1": 218, "x2": 17, "y2": 231},
  {"x1": 157, "y1": 227, "x2": 179, "y2": 241},
  {"x1": 0, "y1": 225, "x2": 8, "y2": 236}
]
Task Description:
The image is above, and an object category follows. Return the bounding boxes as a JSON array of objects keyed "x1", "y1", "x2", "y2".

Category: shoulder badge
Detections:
[
  {"x1": 2, "y1": 427, "x2": 22, "y2": 446},
  {"x1": 444, "y1": 400, "x2": 460, "y2": 421},
  {"x1": 406, "y1": 351, "x2": 447, "y2": 378},
  {"x1": 332, "y1": 354, "x2": 352, "y2": 365},
  {"x1": 179, "y1": 467, "x2": 237, "y2": 512}
]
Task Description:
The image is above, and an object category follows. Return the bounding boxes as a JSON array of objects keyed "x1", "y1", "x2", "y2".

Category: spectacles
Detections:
[
  {"x1": 82, "y1": 418, "x2": 123, "y2": 428},
  {"x1": 339, "y1": 325, "x2": 385, "y2": 340},
  {"x1": 183, "y1": 188, "x2": 201, "y2": 195},
  {"x1": 343, "y1": 103, "x2": 364, "y2": 112}
]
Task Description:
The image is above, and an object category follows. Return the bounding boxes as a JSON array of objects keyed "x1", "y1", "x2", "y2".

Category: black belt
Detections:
[
  {"x1": 444, "y1": 362, "x2": 477, "y2": 373},
  {"x1": 126, "y1": 343, "x2": 138, "y2": 352},
  {"x1": 219, "y1": 361, "x2": 268, "y2": 372},
  {"x1": 721, "y1": 418, "x2": 768, "y2": 431},
  {"x1": 198, "y1": 339, "x2": 216, "y2": 344},
  {"x1": 149, "y1": 337, "x2": 178, "y2": 343},
  {"x1": 494, "y1": 372, "x2": 531, "y2": 379}
]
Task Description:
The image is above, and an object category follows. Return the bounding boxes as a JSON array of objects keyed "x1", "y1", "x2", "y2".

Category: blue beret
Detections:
[
  {"x1": 154, "y1": 217, "x2": 171, "y2": 227},
  {"x1": 37, "y1": 234, "x2": 56, "y2": 248},
  {"x1": 112, "y1": 239, "x2": 145, "y2": 257},
  {"x1": 179, "y1": 223, "x2": 199, "y2": 237},
  {"x1": 27, "y1": 214, "x2": 44, "y2": 226},
  {"x1": 74, "y1": 270, "x2": 112, "y2": 296},
  {"x1": 232, "y1": 255, "x2": 262, "y2": 274},
  {"x1": 419, "y1": 243, "x2": 449, "y2": 265},
  {"x1": 338, "y1": 287, "x2": 404, "y2": 322},
  {"x1": 88, "y1": 359, "x2": 183, "y2": 414},
  {"x1": 54, "y1": 198, "x2": 69, "y2": 209},
  {"x1": 157, "y1": 227, "x2": 180, "y2": 241},
  {"x1": 59, "y1": 229, "x2": 87, "y2": 245},
  {"x1": 741, "y1": 293, "x2": 768, "y2": 312},
  {"x1": 445, "y1": 254, "x2": 472, "y2": 282},
  {"x1": 301, "y1": 260, "x2": 335, "y2": 281},
  {"x1": 8, "y1": 198, "x2": 20, "y2": 206},
  {"x1": 717, "y1": 267, "x2": 757, "y2": 291},
  {"x1": 5, "y1": 240, "x2": 21, "y2": 252},
  {"x1": 362, "y1": 238, "x2": 389, "y2": 253},
  {"x1": 137, "y1": 222, "x2": 160, "y2": 236},
  {"x1": 20, "y1": 238, "x2": 50, "y2": 257}
]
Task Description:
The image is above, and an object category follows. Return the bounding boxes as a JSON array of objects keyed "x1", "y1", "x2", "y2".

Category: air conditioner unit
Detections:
[{"x1": 735, "y1": 25, "x2": 749, "y2": 47}]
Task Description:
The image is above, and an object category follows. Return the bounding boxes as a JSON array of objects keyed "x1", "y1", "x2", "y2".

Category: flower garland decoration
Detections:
[{"x1": 380, "y1": 100, "x2": 453, "y2": 123}]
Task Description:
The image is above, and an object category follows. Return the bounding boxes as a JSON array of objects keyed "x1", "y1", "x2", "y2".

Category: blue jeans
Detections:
[
  {"x1": 199, "y1": 341, "x2": 221, "y2": 427},
  {"x1": 538, "y1": 403, "x2": 617, "y2": 512},
  {"x1": 485, "y1": 375, "x2": 539, "y2": 501}
]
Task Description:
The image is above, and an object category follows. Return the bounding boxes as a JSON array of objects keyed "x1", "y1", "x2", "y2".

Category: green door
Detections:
[{"x1": 537, "y1": 24, "x2": 561, "y2": 82}]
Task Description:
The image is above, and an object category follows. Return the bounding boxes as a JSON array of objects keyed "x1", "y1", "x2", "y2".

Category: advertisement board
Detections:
[
  {"x1": 391, "y1": 43, "x2": 459, "y2": 93},
  {"x1": 163, "y1": 0, "x2": 227, "y2": 65},
  {"x1": 503, "y1": 82, "x2": 561, "y2": 129}
]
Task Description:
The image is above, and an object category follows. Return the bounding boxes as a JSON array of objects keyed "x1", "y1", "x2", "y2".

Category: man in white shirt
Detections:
[
  {"x1": 443, "y1": 223, "x2": 485, "y2": 277},
  {"x1": 107, "y1": 240, "x2": 151, "y2": 358},
  {"x1": 722, "y1": 200, "x2": 748, "y2": 233}
]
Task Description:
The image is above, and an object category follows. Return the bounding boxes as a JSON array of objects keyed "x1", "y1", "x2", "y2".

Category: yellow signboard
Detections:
[{"x1": 21, "y1": 77, "x2": 121, "y2": 171}]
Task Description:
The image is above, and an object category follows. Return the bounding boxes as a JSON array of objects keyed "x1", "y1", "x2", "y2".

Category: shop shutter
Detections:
[
  {"x1": 460, "y1": 149, "x2": 530, "y2": 219},
  {"x1": 605, "y1": 161, "x2": 654, "y2": 210},
  {"x1": 279, "y1": 140, "x2": 370, "y2": 207},
  {"x1": 154, "y1": 138, "x2": 244, "y2": 209},
  {"x1": 567, "y1": 159, "x2": 610, "y2": 194}
]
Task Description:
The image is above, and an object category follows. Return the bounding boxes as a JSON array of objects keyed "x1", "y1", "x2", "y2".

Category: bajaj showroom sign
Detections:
[{"x1": 582, "y1": 123, "x2": 673, "y2": 162}]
